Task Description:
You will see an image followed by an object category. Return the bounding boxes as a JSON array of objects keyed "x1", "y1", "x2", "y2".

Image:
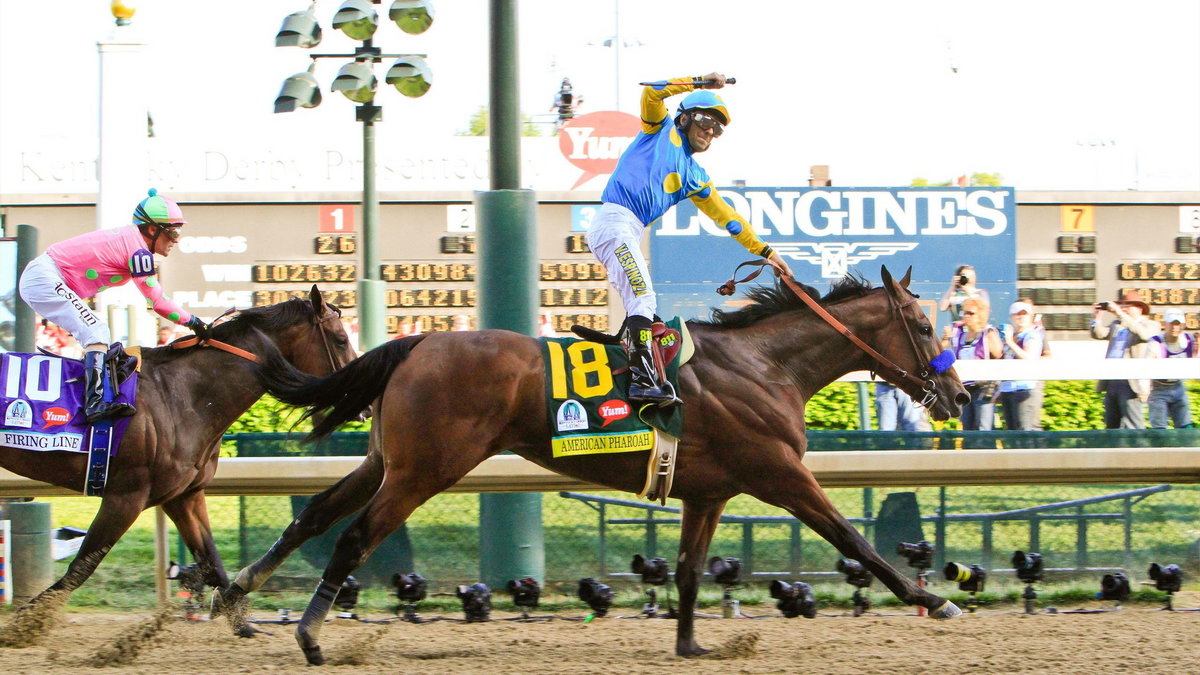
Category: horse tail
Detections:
[{"x1": 256, "y1": 334, "x2": 428, "y2": 441}]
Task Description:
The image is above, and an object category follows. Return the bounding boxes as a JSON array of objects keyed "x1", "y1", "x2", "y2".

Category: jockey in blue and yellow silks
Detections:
[{"x1": 589, "y1": 72, "x2": 793, "y2": 407}]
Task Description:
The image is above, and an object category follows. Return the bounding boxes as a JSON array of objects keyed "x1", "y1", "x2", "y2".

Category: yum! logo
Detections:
[
  {"x1": 598, "y1": 399, "x2": 631, "y2": 427},
  {"x1": 558, "y1": 111, "x2": 640, "y2": 189},
  {"x1": 42, "y1": 406, "x2": 71, "y2": 429}
]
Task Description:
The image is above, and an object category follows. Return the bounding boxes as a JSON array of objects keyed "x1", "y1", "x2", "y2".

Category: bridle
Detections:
[
  {"x1": 717, "y1": 260, "x2": 956, "y2": 408},
  {"x1": 171, "y1": 304, "x2": 351, "y2": 375}
]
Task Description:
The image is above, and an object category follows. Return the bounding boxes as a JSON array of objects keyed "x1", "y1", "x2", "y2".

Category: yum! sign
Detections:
[{"x1": 558, "y1": 111, "x2": 640, "y2": 189}]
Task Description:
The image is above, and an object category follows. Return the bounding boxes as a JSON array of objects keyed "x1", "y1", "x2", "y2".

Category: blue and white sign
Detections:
[
  {"x1": 570, "y1": 204, "x2": 598, "y2": 232},
  {"x1": 650, "y1": 187, "x2": 1017, "y2": 326}
]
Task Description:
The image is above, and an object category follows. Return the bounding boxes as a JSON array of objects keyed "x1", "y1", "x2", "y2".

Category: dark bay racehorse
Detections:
[
  {"x1": 234, "y1": 267, "x2": 969, "y2": 664},
  {"x1": 0, "y1": 288, "x2": 354, "y2": 631}
]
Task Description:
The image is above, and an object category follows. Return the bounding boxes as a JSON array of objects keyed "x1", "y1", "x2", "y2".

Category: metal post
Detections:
[
  {"x1": 357, "y1": 103, "x2": 387, "y2": 350},
  {"x1": 1122, "y1": 497, "x2": 1133, "y2": 570},
  {"x1": 477, "y1": 0, "x2": 544, "y2": 587},
  {"x1": 15, "y1": 224, "x2": 38, "y2": 352},
  {"x1": 154, "y1": 507, "x2": 169, "y2": 607},
  {"x1": 934, "y1": 487, "x2": 947, "y2": 570},
  {"x1": 741, "y1": 522, "x2": 753, "y2": 576},
  {"x1": 7, "y1": 501, "x2": 52, "y2": 604},
  {"x1": 646, "y1": 508, "x2": 657, "y2": 558},
  {"x1": 1075, "y1": 506, "x2": 1087, "y2": 570}
]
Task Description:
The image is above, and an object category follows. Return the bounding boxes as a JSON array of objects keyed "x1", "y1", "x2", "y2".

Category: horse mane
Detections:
[
  {"x1": 695, "y1": 273, "x2": 874, "y2": 329},
  {"x1": 139, "y1": 299, "x2": 315, "y2": 364}
]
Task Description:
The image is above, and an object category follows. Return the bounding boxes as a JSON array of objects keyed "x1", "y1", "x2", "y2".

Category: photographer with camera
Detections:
[
  {"x1": 1090, "y1": 291, "x2": 1161, "y2": 429},
  {"x1": 941, "y1": 297, "x2": 1003, "y2": 430},
  {"x1": 938, "y1": 264, "x2": 990, "y2": 326}
]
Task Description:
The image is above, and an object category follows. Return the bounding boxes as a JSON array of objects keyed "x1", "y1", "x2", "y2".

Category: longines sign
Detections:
[{"x1": 650, "y1": 187, "x2": 1017, "y2": 321}]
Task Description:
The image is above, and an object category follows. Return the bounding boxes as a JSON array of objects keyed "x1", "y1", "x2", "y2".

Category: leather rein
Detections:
[
  {"x1": 169, "y1": 305, "x2": 347, "y2": 373},
  {"x1": 717, "y1": 260, "x2": 950, "y2": 407}
]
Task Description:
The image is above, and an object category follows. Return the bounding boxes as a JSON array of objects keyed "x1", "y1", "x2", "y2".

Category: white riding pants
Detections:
[
  {"x1": 19, "y1": 254, "x2": 111, "y2": 348},
  {"x1": 587, "y1": 202, "x2": 656, "y2": 320}
]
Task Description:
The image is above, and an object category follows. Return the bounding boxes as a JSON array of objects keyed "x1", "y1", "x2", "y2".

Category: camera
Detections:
[
  {"x1": 1147, "y1": 563, "x2": 1182, "y2": 594},
  {"x1": 1096, "y1": 301, "x2": 1112, "y2": 311},
  {"x1": 392, "y1": 572, "x2": 428, "y2": 603},
  {"x1": 896, "y1": 541, "x2": 934, "y2": 570},
  {"x1": 836, "y1": 558, "x2": 873, "y2": 588},
  {"x1": 577, "y1": 577, "x2": 614, "y2": 616},
  {"x1": 958, "y1": 274, "x2": 969, "y2": 286},
  {"x1": 769, "y1": 580, "x2": 817, "y2": 619},
  {"x1": 1011, "y1": 551, "x2": 1044, "y2": 584}
]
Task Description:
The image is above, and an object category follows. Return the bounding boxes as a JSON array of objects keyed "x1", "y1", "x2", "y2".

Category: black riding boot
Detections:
[
  {"x1": 624, "y1": 316, "x2": 679, "y2": 407},
  {"x1": 83, "y1": 350, "x2": 136, "y2": 424}
]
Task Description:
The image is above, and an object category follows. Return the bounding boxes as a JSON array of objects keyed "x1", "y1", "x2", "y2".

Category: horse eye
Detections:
[{"x1": 919, "y1": 323, "x2": 932, "y2": 335}]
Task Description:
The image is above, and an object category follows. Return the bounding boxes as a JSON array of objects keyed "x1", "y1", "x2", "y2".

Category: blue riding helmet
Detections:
[{"x1": 676, "y1": 90, "x2": 730, "y2": 126}]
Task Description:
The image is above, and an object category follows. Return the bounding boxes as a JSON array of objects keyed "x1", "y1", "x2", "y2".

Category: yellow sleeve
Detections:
[
  {"x1": 639, "y1": 78, "x2": 696, "y2": 133},
  {"x1": 689, "y1": 183, "x2": 775, "y2": 259}
]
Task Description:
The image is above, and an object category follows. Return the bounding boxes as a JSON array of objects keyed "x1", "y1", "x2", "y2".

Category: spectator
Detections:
[
  {"x1": 452, "y1": 315, "x2": 472, "y2": 332},
  {"x1": 942, "y1": 296, "x2": 1003, "y2": 430},
  {"x1": 874, "y1": 382, "x2": 930, "y2": 431},
  {"x1": 156, "y1": 325, "x2": 180, "y2": 346},
  {"x1": 1091, "y1": 291, "x2": 1161, "y2": 429},
  {"x1": 938, "y1": 264, "x2": 990, "y2": 324},
  {"x1": 998, "y1": 300, "x2": 1044, "y2": 430},
  {"x1": 1148, "y1": 309, "x2": 1194, "y2": 428},
  {"x1": 538, "y1": 311, "x2": 558, "y2": 337}
]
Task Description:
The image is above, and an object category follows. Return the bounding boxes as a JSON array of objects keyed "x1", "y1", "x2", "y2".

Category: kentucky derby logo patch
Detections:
[
  {"x1": 5, "y1": 400, "x2": 32, "y2": 428},
  {"x1": 555, "y1": 400, "x2": 589, "y2": 432}
]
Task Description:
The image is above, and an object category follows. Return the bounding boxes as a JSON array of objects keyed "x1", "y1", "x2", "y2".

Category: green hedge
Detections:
[{"x1": 232, "y1": 380, "x2": 1199, "y2": 435}]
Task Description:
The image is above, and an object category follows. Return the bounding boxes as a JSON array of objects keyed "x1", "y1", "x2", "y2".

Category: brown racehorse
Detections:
[
  {"x1": 0, "y1": 288, "x2": 354, "y2": 634},
  {"x1": 233, "y1": 267, "x2": 969, "y2": 664}
]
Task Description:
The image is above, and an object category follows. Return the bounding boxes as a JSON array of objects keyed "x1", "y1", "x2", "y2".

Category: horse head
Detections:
[
  {"x1": 278, "y1": 285, "x2": 358, "y2": 377},
  {"x1": 878, "y1": 265, "x2": 969, "y2": 421}
]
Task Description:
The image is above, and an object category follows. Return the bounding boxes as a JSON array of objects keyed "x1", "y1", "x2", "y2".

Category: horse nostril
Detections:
[{"x1": 954, "y1": 392, "x2": 971, "y2": 407}]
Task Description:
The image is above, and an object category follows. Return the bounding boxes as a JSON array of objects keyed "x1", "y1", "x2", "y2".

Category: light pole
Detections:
[{"x1": 274, "y1": 0, "x2": 434, "y2": 350}]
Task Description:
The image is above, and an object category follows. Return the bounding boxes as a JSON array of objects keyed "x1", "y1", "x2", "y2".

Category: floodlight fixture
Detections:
[
  {"x1": 389, "y1": 0, "x2": 434, "y2": 35},
  {"x1": 275, "y1": 6, "x2": 322, "y2": 48},
  {"x1": 385, "y1": 56, "x2": 432, "y2": 98},
  {"x1": 769, "y1": 580, "x2": 817, "y2": 619},
  {"x1": 332, "y1": 61, "x2": 378, "y2": 103},
  {"x1": 333, "y1": 0, "x2": 379, "y2": 40},
  {"x1": 274, "y1": 64, "x2": 322, "y2": 113},
  {"x1": 456, "y1": 582, "x2": 492, "y2": 622}
]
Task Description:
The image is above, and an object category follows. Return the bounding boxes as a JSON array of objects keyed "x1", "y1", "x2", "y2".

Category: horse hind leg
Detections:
[
  {"x1": 751, "y1": 462, "x2": 959, "y2": 618},
  {"x1": 1, "y1": 494, "x2": 145, "y2": 647},
  {"x1": 216, "y1": 449, "x2": 384, "y2": 624},
  {"x1": 294, "y1": 472, "x2": 442, "y2": 666}
]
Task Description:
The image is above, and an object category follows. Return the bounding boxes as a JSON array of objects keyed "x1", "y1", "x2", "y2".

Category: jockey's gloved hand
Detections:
[{"x1": 184, "y1": 315, "x2": 210, "y2": 340}]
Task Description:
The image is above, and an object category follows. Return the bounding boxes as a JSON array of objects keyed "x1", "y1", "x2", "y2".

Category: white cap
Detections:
[
  {"x1": 1009, "y1": 301, "x2": 1033, "y2": 315},
  {"x1": 1163, "y1": 309, "x2": 1184, "y2": 324}
]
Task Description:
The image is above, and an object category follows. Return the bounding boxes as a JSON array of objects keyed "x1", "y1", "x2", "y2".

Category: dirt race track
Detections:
[{"x1": 0, "y1": 600, "x2": 1197, "y2": 674}]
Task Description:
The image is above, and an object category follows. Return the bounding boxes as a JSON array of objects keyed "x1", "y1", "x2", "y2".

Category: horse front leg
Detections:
[
  {"x1": 674, "y1": 499, "x2": 727, "y2": 657},
  {"x1": 217, "y1": 448, "x2": 383, "y2": 620},
  {"x1": 755, "y1": 462, "x2": 959, "y2": 618},
  {"x1": 159, "y1": 490, "x2": 264, "y2": 637}
]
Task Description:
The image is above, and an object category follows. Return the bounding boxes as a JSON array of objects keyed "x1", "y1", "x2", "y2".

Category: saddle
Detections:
[{"x1": 570, "y1": 320, "x2": 687, "y2": 504}]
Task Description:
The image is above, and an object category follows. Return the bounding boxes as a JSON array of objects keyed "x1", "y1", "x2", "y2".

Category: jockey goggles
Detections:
[
  {"x1": 690, "y1": 111, "x2": 724, "y2": 137},
  {"x1": 134, "y1": 204, "x2": 184, "y2": 241}
]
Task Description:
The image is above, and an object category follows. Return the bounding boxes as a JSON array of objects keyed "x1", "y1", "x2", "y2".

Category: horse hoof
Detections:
[
  {"x1": 237, "y1": 623, "x2": 266, "y2": 638},
  {"x1": 930, "y1": 601, "x2": 962, "y2": 620},
  {"x1": 676, "y1": 643, "x2": 711, "y2": 658},
  {"x1": 302, "y1": 646, "x2": 325, "y2": 666},
  {"x1": 210, "y1": 583, "x2": 245, "y2": 619}
]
